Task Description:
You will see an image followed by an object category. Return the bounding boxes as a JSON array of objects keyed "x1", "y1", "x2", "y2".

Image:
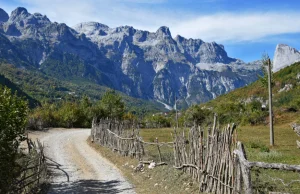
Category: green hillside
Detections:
[
  {"x1": 0, "y1": 63, "x2": 166, "y2": 115},
  {"x1": 201, "y1": 61, "x2": 300, "y2": 125},
  {"x1": 0, "y1": 74, "x2": 39, "y2": 108}
]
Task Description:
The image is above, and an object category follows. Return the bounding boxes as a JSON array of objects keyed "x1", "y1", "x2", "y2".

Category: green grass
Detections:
[
  {"x1": 139, "y1": 120, "x2": 300, "y2": 193},
  {"x1": 238, "y1": 122, "x2": 300, "y2": 164}
]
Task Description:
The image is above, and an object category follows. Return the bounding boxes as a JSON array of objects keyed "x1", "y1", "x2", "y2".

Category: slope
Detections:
[
  {"x1": 0, "y1": 63, "x2": 166, "y2": 115},
  {"x1": 0, "y1": 73, "x2": 39, "y2": 108},
  {"x1": 201, "y1": 61, "x2": 300, "y2": 125}
]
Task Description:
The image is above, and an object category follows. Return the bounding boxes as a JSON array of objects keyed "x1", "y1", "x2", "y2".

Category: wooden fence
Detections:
[
  {"x1": 173, "y1": 114, "x2": 237, "y2": 194},
  {"x1": 91, "y1": 119, "x2": 145, "y2": 160},
  {"x1": 91, "y1": 119, "x2": 173, "y2": 164},
  {"x1": 92, "y1": 117, "x2": 300, "y2": 193},
  {"x1": 234, "y1": 141, "x2": 300, "y2": 194},
  {"x1": 12, "y1": 139, "x2": 48, "y2": 193}
]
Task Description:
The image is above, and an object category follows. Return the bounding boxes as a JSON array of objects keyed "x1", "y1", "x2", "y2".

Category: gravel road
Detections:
[{"x1": 29, "y1": 128, "x2": 135, "y2": 194}]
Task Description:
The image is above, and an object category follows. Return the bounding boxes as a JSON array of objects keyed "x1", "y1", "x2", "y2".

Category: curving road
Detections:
[{"x1": 30, "y1": 128, "x2": 135, "y2": 194}]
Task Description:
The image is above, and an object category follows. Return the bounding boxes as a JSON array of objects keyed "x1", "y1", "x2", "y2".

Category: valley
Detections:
[{"x1": 1, "y1": 3, "x2": 300, "y2": 194}]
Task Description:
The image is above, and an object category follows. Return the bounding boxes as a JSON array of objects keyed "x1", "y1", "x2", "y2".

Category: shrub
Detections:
[{"x1": 0, "y1": 87, "x2": 28, "y2": 193}]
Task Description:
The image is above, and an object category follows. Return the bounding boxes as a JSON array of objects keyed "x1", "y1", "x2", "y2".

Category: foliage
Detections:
[
  {"x1": 196, "y1": 61, "x2": 300, "y2": 125},
  {"x1": 259, "y1": 53, "x2": 273, "y2": 88},
  {"x1": 241, "y1": 100, "x2": 268, "y2": 125},
  {"x1": 184, "y1": 105, "x2": 212, "y2": 126},
  {"x1": 143, "y1": 114, "x2": 172, "y2": 128},
  {"x1": 0, "y1": 74, "x2": 39, "y2": 108},
  {"x1": 0, "y1": 87, "x2": 28, "y2": 193},
  {"x1": 0, "y1": 63, "x2": 165, "y2": 116},
  {"x1": 214, "y1": 101, "x2": 244, "y2": 124},
  {"x1": 94, "y1": 90, "x2": 125, "y2": 120},
  {"x1": 29, "y1": 90, "x2": 127, "y2": 129}
]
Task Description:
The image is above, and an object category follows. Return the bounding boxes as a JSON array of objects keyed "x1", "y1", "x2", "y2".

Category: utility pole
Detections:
[
  {"x1": 175, "y1": 95, "x2": 178, "y2": 129},
  {"x1": 267, "y1": 58, "x2": 274, "y2": 146}
]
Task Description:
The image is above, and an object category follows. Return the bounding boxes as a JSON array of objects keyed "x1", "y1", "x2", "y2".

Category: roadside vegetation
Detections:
[
  {"x1": 88, "y1": 139, "x2": 199, "y2": 194},
  {"x1": 0, "y1": 86, "x2": 48, "y2": 193}
]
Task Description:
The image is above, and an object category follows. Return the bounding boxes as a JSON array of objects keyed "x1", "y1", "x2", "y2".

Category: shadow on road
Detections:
[{"x1": 48, "y1": 179, "x2": 133, "y2": 194}]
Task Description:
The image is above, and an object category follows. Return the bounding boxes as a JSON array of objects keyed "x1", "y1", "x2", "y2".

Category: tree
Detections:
[
  {"x1": 0, "y1": 87, "x2": 28, "y2": 192},
  {"x1": 259, "y1": 53, "x2": 274, "y2": 88},
  {"x1": 185, "y1": 105, "x2": 211, "y2": 126},
  {"x1": 58, "y1": 101, "x2": 81, "y2": 128},
  {"x1": 78, "y1": 95, "x2": 93, "y2": 127},
  {"x1": 95, "y1": 90, "x2": 125, "y2": 120}
]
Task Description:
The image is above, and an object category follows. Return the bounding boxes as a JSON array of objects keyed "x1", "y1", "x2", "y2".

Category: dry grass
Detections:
[
  {"x1": 88, "y1": 118, "x2": 300, "y2": 193},
  {"x1": 87, "y1": 138, "x2": 200, "y2": 194},
  {"x1": 238, "y1": 122, "x2": 300, "y2": 164},
  {"x1": 140, "y1": 121, "x2": 300, "y2": 193}
]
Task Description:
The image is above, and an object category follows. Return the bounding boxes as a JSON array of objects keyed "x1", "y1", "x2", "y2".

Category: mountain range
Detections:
[{"x1": 0, "y1": 7, "x2": 264, "y2": 108}]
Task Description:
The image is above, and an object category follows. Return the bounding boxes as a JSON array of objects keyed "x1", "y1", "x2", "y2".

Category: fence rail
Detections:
[
  {"x1": 91, "y1": 117, "x2": 300, "y2": 194},
  {"x1": 173, "y1": 114, "x2": 237, "y2": 194},
  {"x1": 12, "y1": 139, "x2": 48, "y2": 193}
]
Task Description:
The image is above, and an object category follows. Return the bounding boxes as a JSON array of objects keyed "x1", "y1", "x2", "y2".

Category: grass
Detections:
[
  {"x1": 238, "y1": 122, "x2": 300, "y2": 164},
  {"x1": 236, "y1": 121, "x2": 300, "y2": 193},
  {"x1": 88, "y1": 123, "x2": 300, "y2": 193},
  {"x1": 140, "y1": 119, "x2": 300, "y2": 193},
  {"x1": 87, "y1": 138, "x2": 200, "y2": 194}
]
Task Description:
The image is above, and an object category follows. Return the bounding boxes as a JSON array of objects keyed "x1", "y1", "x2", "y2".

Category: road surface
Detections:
[{"x1": 29, "y1": 128, "x2": 135, "y2": 194}]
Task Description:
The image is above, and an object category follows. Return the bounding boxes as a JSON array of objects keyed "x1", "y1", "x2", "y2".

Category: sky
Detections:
[{"x1": 1, "y1": 0, "x2": 300, "y2": 62}]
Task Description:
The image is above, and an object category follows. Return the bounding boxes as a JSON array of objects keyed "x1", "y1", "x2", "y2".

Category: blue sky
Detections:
[{"x1": 1, "y1": 0, "x2": 300, "y2": 62}]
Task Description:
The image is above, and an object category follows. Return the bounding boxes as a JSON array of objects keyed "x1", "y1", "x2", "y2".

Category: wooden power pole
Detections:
[
  {"x1": 175, "y1": 95, "x2": 179, "y2": 129},
  {"x1": 267, "y1": 58, "x2": 274, "y2": 146}
]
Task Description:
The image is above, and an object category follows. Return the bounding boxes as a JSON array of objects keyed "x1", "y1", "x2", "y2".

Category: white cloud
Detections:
[
  {"x1": 172, "y1": 12, "x2": 300, "y2": 42},
  {"x1": 2, "y1": 0, "x2": 300, "y2": 43}
]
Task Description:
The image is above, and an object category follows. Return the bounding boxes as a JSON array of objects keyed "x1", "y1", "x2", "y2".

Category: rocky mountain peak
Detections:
[
  {"x1": 0, "y1": 8, "x2": 9, "y2": 22},
  {"x1": 273, "y1": 44, "x2": 300, "y2": 72},
  {"x1": 156, "y1": 26, "x2": 171, "y2": 37},
  {"x1": 10, "y1": 7, "x2": 29, "y2": 21},
  {"x1": 73, "y1": 22, "x2": 110, "y2": 37},
  {"x1": 74, "y1": 22, "x2": 109, "y2": 31},
  {"x1": 174, "y1": 35, "x2": 185, "y2": 42}
]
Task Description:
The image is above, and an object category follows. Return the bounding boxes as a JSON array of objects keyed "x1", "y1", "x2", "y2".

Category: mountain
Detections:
[
  {"x1": 74, "y1": 22, "x2": 262, "y2": 107},
  {"x1": 0, "y1": 74, "x2": 39, "y2": 107},
  {"x1": 0, "y1": 7, "x2": 262, "y2": 108},
  {"x1": 273, "y1": 44, "x2": 300, "y2": 72}
]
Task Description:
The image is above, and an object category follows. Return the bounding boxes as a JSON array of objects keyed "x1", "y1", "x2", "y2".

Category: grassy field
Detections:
[
  {"x1": 89, "y1": 113, "x2": 300, "y2": 193},
  {"x1": 139, "y1": 119, "x2": 300, "y2": 193}
]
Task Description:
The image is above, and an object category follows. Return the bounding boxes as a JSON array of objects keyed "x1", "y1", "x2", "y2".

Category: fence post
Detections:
[
  {"x1": 234, "y1": 141, "x2": 252, "y2": 194},
  {"x1": 156, "y1": 137, "x2": 162, "y2": 163}
]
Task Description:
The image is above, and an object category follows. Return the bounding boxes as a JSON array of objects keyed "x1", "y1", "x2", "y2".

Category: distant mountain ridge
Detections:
[
  {"x1": 0, "y1": 7, "x2": 262, "y2": 108},
  {"x1": 273, "y1": 44, "x2": 300, "y2": 72}
]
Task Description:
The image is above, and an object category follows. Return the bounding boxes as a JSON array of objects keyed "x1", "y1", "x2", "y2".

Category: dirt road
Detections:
[{"x1": 29, "y1": 128, "x2": 135, "y2": 194}]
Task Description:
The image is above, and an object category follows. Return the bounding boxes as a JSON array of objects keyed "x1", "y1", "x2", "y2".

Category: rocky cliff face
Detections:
[
  {"x1": 0, "y1": 7, "x2": 262, "y2": 108},
  {"x1": 0, "y1": 8, "x2": 9, "y2": 23},
  {"x1": 273, "y1": 44, "x2": 300, "y2": 72}
]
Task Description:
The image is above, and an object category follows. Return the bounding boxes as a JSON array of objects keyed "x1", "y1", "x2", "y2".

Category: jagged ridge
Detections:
[{"x1": 0, "y1": 7, "x2": 262, "y2": 108}]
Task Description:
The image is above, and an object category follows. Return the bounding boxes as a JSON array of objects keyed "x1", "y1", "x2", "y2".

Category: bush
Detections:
[
  {"x1": 0, "y1": 87, "x2": 28, "y2": 193},
  {"x1": 184, "y1": 105, "x2": 212, "y2": 126},
  {"x1": 143, "y1": 114, "x2": 171, "y2": 128},
  {"x1": 94, "y1": 90, "x2": 125, "y2": 120},
  {"x1": 28, "y1": 90, "x2": 125, "y2": 129}
]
